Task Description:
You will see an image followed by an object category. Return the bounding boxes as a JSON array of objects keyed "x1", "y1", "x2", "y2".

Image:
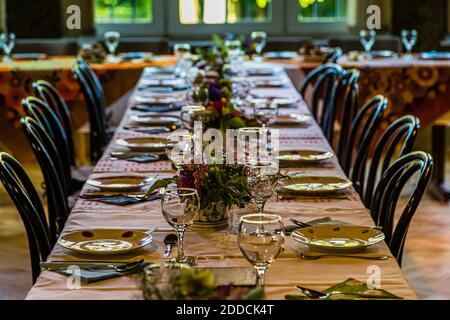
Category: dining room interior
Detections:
[{"x1": 0, "y1": 0, "x2": 449, "y2": 304}]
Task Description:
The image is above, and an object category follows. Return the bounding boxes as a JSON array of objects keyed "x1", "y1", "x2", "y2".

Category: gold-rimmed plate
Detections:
[
  {"x1": 116, "y1": 137, "x2": 167, "y2": 152},
  {"x1": 278, "y1": 150, "x2": 334, "y2": 165},
  {"x1": 86, "y1": 175, "x2": 153, "y2": 192},
  {"x1": 58, "y1": 229, "x2": 155, "y2": 256},
  {"x1": 275, "y1": 114, "x2": 312, "y2": 126},
  {"x1": 130, "y1": 115, "x2": 179, "y2": 126},
  {"x1": 291, "y1": 225, "x2": 385, "y2": 253},
  {"x1": 279, "y1": 175, "x2": 352, "y2": 195}
]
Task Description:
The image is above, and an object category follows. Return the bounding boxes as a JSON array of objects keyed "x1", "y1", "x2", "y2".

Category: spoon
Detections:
[
  {"x1": 297, "y1": 251, "x2": 389, "y2": 261},
  {"x1": 163, "y1": 234, "x2": 178, "y2": 258}
]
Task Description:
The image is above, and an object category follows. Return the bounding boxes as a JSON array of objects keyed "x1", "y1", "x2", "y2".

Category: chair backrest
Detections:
[
  {"x1": 300, "y1": 63, "x2": 343, "y2": 113},
  {"x1": 323, "y1": 48, "x2": 343, "y2": 64},
  {"x1": 32, "y1": 80, "x2": 75, "y2": 166},
  {"x1": 72, "y1": 64, "x2": 109, "y2": 162},
  {"x1": 20, "y1": 117, "x2": 70, "y2": 239},
  {"x1": 0, "y1": 152, "x2": 52, "y2": 283},
  {"x1": 364, "y1": 115, "x2": 420, "y2": 208},
  {"x1": 22, "y1": 97, "x2": 72, "y2": 194},
  {"x1": 343, "y1": 95, "x2": 388, "y2": 189},
  {"x1": 322, "y1": 68, "x2": 360, "y2": 147},
  {"x1": 370, "y1": 151, "x2": 433, "y2": 266},
  {"x1": 75, "y1": 57, "x2": 107, "y2": 122}
]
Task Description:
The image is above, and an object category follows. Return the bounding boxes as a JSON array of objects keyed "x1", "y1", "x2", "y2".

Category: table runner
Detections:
[{"x1": 26, "y1": 63, "x2": 417, "y2": 300}]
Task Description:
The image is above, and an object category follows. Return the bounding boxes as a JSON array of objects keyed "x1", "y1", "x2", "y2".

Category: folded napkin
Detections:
[
  {"x1": 45, "y1": 261, "x2": 151, "y2": 284},
  {"x1": 132, "y1": 103, "x2": 183, "y2": 113},
  {"x1": 97, "y1": 194, "x2": 160, "y2": 206},
  {"x1": 121, "y1": 155, "x2": 161, "y2": 163},
  {"x1": 286, "y1": 278, "x2": 403, "y2": 300}
]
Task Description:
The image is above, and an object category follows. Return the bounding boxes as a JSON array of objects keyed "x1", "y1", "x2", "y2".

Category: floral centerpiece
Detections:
[
  {"x1": 150, "y1": 163, "x2": 251, "y2": 231},
  {"x1": 143, "y1": 267, "x2": 264, "y2": 300}
]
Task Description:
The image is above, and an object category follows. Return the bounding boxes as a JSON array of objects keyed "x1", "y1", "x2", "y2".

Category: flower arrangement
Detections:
[{"x1": 143, "y1": 267, "x2": 264, "y2": 300}]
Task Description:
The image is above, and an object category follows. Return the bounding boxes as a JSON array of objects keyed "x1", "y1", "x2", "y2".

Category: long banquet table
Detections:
[{"x1": 26, "y1": 63, "x2": 417, "y2": 300}]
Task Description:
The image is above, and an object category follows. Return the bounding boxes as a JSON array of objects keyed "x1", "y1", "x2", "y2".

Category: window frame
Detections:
[
  {"x1": 166, "y1": 0, "x2": 284, "y2": 37},
  {"x1": 286, "y1": 0, "x2": 353, "y2": 36},
  {"x1": 95, "y1": 0, "x2": 165, "y2": 37}
]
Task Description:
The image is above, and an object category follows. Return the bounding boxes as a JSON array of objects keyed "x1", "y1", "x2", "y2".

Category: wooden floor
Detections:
[{"x1": 1, "y1": 161, "x2": 450, "y2": 300}]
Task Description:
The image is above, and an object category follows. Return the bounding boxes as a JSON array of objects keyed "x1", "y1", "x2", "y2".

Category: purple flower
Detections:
[{"x1": 208, "y1": 84, "x2": 222, "y2": 102}]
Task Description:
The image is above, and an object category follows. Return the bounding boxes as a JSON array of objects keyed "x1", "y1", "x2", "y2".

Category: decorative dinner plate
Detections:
[
  {"x1": 252, "y1": 79, "x2": 289, "y2": 88},
  {"x1": 130, "y1": 115, "x2": 179, "y2": 126},
  {"x1": 419, "y1": 51, "x2": 450, "y2": 61},
  {"x1": 275, "y1": 114, "x2": 312, "y2": 126},
  {"x1": 58, "y1": 229, "x2": 155, "y2": 255},
  {"x1": 86, "y1": 175, "x2": 153, "y2": 192},
  {"x1": 273, "y1": 98, "x2": 299, "y2": 108},
  {"x1": 279, "y1": 175, "x2": 352, "y2": 195},
  {"x1": 116, "y1": 137, "x2": 167, "y2": 152},
  {"x1": 133, "y1": 96, "x2": 180, "y2": 105},
  {"x1": 291, "y1": 225, "x2": 385, "y2": 253},
  {"x1": 278, "y1": 150, "x2": 334, "y2": 164}
]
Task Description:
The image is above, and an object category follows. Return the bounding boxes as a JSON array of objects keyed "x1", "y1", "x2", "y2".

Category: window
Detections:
[
  {"x1": 95, "y1": 0, "x2": 153, "y2": 24},
  {"x1": 179, "y1": 0, "x2": 272, "y2": 24},
  {"x1": 298, "y1": 0, "x2": 347, "y2": 22}
]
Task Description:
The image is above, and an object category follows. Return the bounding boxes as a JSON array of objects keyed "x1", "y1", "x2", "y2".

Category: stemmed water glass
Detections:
[
  {"x1": 251, "y1": 31, "x2": 267, "y2": 63},
  {"x1": 245, "y1": 160, "x2": 279, "y2": 214},
  {"x1": 238, "y1": 214, "x2": 285, "y2": 287},
  {"x1": 104, "y1": 31, "x2": 121, "y2": 62},
  {"x1": 180, "y1": 105, "x2": 205, "y2": 131},
  {"x1": 401, "y1": 29, "x2": 418, "y2": 59},
  {"x1": 161, "y1": 187, "x2": 200, "y2": 265},
  {"x1": 253, "y1": 99, "x2": 279, "y2": 131},
  {"x1": 359, "y1": 30, "x2": 376, "y2": 57},
  {"x1": 173, "y1": 43, "x2": 193, "y2": 79},
  {"x1": 231, "y1": 78, "x2": 251, "y2": 110},
  {"x1": 165, "y1": 132, "x2": 195, "y2": 170},
  {"x1": 0, "y1": 32, "x2": 15, "y2": 63}
]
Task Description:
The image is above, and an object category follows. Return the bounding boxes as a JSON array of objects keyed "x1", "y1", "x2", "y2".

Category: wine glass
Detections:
[
  {"x1": 180, "y1": 105, "x2": 205, "y2": 131},
  {"x1": 251, "y1": 31, "x2": 267, "y2": 62},
  {"x1": 161, "y1": 187, "x2": 200, "y2": 265},
  {"x1": 401, "y1": 29, "x2": 418, "y2": 59},
  {"x1": 165, "y1": 132, "x2": 195, "y2": 169},
  {"x1": 238, "y1": 214, "x2": 285, "y2": 287},
  {"x1": 245, "y1": 160, "x2": 279, "y2": 214},
  {"x1": 173, "y1": 43, "x2": 191, "y2": 59},
  {"x1": 225, "y1": 40, "x2": 242, "y2": 61},
  {"x1": 231, "y1": 78, "x2": 251, "y2": 109},
  {"x1": 104, "y1": 31, "x2": 120, "y2": 61},
  {"x1": 359, "y1": 30, "x2": 376, "y2": 57},
  {"x1": 253, "y1": 99, "x2": 279, "y2": 131},
  {"x1": 0, "y1": 32, "x2": 15, "y2": 63}
]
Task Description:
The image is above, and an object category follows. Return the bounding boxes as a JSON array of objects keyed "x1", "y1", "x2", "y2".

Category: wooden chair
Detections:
[
  {"x1": 364, "y1": 115, "x2": 421, "y2": 208},
  {"x1": 370, "y1": 151, "x2": 433, "y2": 266},
  {"x1": 0, "y1": 152, "x2": 53, "y2": 283},
  {"x1": 20, "y1": 117, "x2": 70, "y2": 240}
]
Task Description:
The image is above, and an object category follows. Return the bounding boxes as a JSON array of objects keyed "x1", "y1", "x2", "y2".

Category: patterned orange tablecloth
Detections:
[
  {"x1": 339, "y1": 56, "x2": 450, "y2": 127},
  {"x1": 0, "y1": 55, "x2": 176, "y2": 161}
]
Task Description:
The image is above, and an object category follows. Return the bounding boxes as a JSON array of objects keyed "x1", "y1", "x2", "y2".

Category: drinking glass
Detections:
[
  {"x1": 245, "y1": 160, "x2": 279, "y2": 214},
  {"x1": 104, "y1": 31, "x2": 120, "y2": 57},
  {"x1": 251, "y1": 31, "x2": 267, "y2": 62},
  {"x1": 225, "y1": 40, "x2": 242, "y2": 61},
  {"x1": 161, "y1": 187, "x2": 200, "y2": 264},
  {"x1": 253, "y1": 99, "x2": 279, "y2": 130},
  {"x1": 401, "y1": 29, "x2": 418, "y2": 59},
  {"x1": 0, "y1": 32, "x2": 15, "y2": 63},
  {"x1": 173, "y1": 43, "x2": 192, "y2": 59},
  {"x1": 180, "y1": 105, "x2": 205, "y2": 131},
  {"x1": 238, "y1": 214, "x2": 285, "y2": 287},
  {"x1": 165, "y1": 132, "x2": 195, "y2": 169},
  {"x1": 231, "y1": 78, "x2": 251, "y2": 109},
  {"x1": 359, "y1": 30, "x2": 376, "y2": 56}
]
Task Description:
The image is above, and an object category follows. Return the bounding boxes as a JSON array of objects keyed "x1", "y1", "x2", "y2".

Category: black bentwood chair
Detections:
[
  {"x1": 370, "y1": 151, "x2": 433, "y2": 266},
  {"x1": 364, "y1": 115, "x2": 421, "y2": 208},
  {"x1": 32, "y1": 80, "x2": 76, "y2": 167},
  {"x1": 0, "y1": 152, "x2": 52, "y2": 283},
  {"x1": 323, "y1": 48, "x2": 343, "y2": 64},
  {"x1": 32, "y1": 82, "x2": 94, "y2": 186},
  {"x1": 72, "y1": 64, "x2": 109, "y2": 162},
  {"x1": 342, "y1": 95, "x2": 388, "y2": 187},
  {"x1": 300, "y1": 63, "x2": 344, "y2": 125},
  {"x1": 20, "y1": 117, "x2": 70, "y2": 240},
  {"x1": 323, "y1": 68, "x2": 360, "y2": 148}
]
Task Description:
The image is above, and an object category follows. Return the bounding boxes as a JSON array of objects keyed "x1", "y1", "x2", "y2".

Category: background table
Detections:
[{"x1": 26, "y1": 64, "x2": 416, "y2": 300}]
